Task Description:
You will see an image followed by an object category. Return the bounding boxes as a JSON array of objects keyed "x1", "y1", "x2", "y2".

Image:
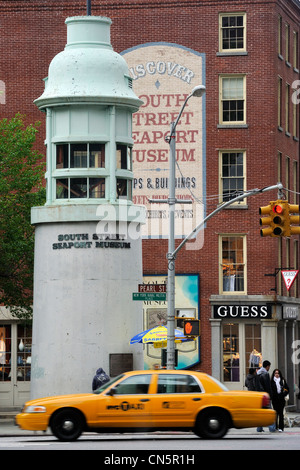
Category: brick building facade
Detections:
[{"x1": 1, "y1": 0, "x2": 300, "y2": 407}]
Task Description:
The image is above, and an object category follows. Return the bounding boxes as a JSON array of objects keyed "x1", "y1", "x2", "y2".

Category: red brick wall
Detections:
[{"x1": 1, "y1": 0, "x2": 299, "y2": 373}]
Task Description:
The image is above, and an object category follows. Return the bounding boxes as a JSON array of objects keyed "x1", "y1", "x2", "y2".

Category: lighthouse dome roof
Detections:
[{"x1": 35, "y1": 16, "x2": 141, "y2": 111}]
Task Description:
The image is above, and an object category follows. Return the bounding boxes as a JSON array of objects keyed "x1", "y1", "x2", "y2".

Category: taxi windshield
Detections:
[{"x1": 93, "y1": 374, "x2": 124, "y2": 394}]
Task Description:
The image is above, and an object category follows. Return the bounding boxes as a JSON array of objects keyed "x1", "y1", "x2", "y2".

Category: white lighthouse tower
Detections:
[{"x1": 30, "y1": 16, "x2": 145, "y2": 398}]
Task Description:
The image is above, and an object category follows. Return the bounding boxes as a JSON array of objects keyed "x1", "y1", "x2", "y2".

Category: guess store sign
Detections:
[{"x1": 213, "y1": 304, "x2": 272, "y2": 319}]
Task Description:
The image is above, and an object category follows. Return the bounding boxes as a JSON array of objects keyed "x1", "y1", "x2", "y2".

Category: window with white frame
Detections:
[
  {"x1": 219, "y1": 75, "x2": 246, "y2": 125},
  {"x1": 55, "y1": 143, "x2": 106, "y2": 200},
  {"x1": 219, "y1": 150, "x2": 246, "y2": 203},
  {"x1": 219, "y1": 13, "x2": 246, "y2": 52},
  {"x1": 219, "y1": 235, "x2": 246, "y2": 294}
]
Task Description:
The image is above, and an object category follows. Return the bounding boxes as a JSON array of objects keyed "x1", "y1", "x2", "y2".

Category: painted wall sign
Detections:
[
  {"x1": 122, "y1": 43, "x2": 206, "y2": 240},
  {"x1": 213, "y1": 304, "x2": 272, "y2": 319}
]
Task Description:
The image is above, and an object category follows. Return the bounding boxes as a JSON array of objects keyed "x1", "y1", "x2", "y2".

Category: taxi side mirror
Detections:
[{"x1": 107, "y1": 387, "x2": 117, "y2": 396}]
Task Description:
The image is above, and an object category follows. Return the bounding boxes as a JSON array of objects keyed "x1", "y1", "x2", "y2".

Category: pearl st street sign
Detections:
[{"x1": 133, "y1": 283, "x2": 167, "y2": 300}]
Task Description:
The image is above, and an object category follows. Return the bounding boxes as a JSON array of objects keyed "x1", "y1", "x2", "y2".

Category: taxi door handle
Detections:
[
  {"x1": 192, "y1": 397, "x2": 201, "y2": 401},
  {"x1": 140, "y1": 398, "x2": 150, "y2": 402}
]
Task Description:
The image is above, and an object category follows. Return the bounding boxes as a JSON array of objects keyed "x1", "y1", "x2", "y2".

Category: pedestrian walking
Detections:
[
  {"x1": 270, "y1": 369, "x2": 289, "y2": 432},
  {"x1": 92, "y1": 368, "x2": 110, "y2": 391},
  {"x1": 245, "y1": 367, "x2": 259, "y2": 391},
  {"x1": 255, "y1": 360, "x2": 276, "y2": 432}
]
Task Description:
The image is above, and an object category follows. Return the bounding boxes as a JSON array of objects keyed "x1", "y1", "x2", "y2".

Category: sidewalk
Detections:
[{"x1": 0, "y1": 412, "x2": 299, "y2": 437}]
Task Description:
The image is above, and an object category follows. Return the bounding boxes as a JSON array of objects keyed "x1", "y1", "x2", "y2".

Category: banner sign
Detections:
[
  {"x1": 122, "y1": 43, "x2": 206, "y2": 240},
  {"x1": 213, "y1": 304, "x2": 272, "y2": 319}
]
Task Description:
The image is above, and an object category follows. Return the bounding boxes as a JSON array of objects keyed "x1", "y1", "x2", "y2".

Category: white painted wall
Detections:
[{"x1": 30, "y1": 216, "x2": 144, "y2": 398}]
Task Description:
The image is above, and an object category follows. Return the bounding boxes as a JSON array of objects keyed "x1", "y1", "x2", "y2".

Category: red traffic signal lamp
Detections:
[
  {"x1": 183, "y1": 319, "x2": 200, "y2": 336},
  {"x1": 259, "y1": 200, "x2": 289, "y2": 237}
]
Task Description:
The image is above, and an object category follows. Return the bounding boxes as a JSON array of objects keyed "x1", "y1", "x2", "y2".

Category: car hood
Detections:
[{"x1": 23, "y1": 392, "x2": 97, "y2": 408}]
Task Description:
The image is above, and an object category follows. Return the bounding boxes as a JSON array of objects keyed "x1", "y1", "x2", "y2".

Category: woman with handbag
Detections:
[{"x1": 271, "y1": 369, "x2": 289, "y2": 432}]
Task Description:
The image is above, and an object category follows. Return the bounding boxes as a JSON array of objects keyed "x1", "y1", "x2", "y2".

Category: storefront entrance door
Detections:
[
  {"x1": 222, "y1": 322, "x2": 262, "y2": 390},
  {"x1": 0, "y1": 323, "x2": 31, "y2": 408}
]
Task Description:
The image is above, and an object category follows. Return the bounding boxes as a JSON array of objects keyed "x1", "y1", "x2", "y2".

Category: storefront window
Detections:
[
  {"x1": 222, "y1": 322, "x2": 262, "y2": 384},
  {"x1": 17, "y1": 324, "x2": 32, "y2": 382},
  {"x1": 0, "y1": 325, "x2": 11, "y2": 381},
  {"x1": 223, "y1": 323, "x2": 239, "y2": 381},
  {"x1": 245, "y1": 323, "x2": 262, "y2": 372}
]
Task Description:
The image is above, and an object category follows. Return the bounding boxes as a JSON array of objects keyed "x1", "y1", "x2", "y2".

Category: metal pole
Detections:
[
  {"x1": 164, "y1": 86, "x2": 206, "y2": 369},
  {"x1": 172, "y1": 183, "x2": 284, "y2": 258},
  {"x1": 87, "y1": 0, "x2": 91, "y2": 15},
  {"x1": 166, "y1": 121, "x2": 176, "y2": 370}
]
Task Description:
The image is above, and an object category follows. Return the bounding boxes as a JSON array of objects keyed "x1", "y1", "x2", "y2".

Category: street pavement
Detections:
[{"x1": 0, "y1": 412, "x2": 299, "y2": 438}]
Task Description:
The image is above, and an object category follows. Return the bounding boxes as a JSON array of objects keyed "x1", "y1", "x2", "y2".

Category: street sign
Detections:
[
  {"x1": 138, "y1": 284, "x2": 167, "y2": 293},
  {"x1": 132, "y1": 292, "x2": 167, "y2": 301},
  {"x1": 281, "y1": 270, "x2": 299, "y2": 291}
]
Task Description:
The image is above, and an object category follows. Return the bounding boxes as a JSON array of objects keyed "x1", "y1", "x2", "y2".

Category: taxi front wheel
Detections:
[
  {"x1": 50, "y1": 408, "x2": 85, "y2": 441},
  {"x1": 195, "y1": 408, "x2": 229, "y2": 439}
]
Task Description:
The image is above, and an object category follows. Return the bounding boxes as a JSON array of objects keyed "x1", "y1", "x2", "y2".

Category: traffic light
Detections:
[
  {"x1": 183, "y1": 319, "x2": 200, "y2": 336},
  {"x1": 259, "y1": 200, "x2": 289, "y2": 237},
  {"x1": 288, "y1": 204, "x2": 300, "y2": 235},
  {"x1": 259, "y1": 203, "x2": 273, "y2": 237}
]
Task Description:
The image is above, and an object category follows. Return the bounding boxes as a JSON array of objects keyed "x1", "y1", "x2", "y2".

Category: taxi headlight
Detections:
[{"x1": 24, "y1": 405, "x2": 46, "y2": 413}]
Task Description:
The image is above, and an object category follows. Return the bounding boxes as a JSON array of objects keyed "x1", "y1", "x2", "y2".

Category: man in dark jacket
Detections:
[
  {"x1": 245, "y1": 368, "x2": 259, "y2": 391},
  {"x1": 256, "y1": 360, "x2": 275, "y2": 432},
  {"x1": 92, "y1": 368, "x2": 110, "y2": 391},
  {"x1": 257, "y1": 360, "x2": 273, "y2": 397}
]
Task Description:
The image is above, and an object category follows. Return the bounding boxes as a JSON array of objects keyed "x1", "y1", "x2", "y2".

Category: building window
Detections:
[
  {"x1": 220, "y1": 235, "x2": 246, "y2": 294},
  {"x1": 293, "y1": 99, "x2": 298, "y2": 139},
  {"x1": 117, "y1": 179, "x2": 132, "y2": 200},
  {"x1": 285, "y1": 23, "x2": 290, "y2": 64},
  {"x1": 55, "y1": 143, "x2": 106, "y2": 200},
  {"x1": 278, "y1": 16, "x2": 282, "y2": 57},
  {"x1": 223, "y1": 323, "x2": 261, "y2": 384},
  {"x1": 293, "y1": 31, "x2": 298, "y2": 70},
  {"x1": 0, "y1": 324, "x2": 32, "y2": 384},
  {"x1": 292, "y1": 84, "x2": 298, "y2": 139},
  {"x1": 56, "y1": 143, "x2": 105, "y2": 169},
  {"x1": 278, "y1": 76, "x2": 282, "y2": 129},
  {"x1": 220, "y1": 150, "x2": 246, "y2": 203},
  {"x1": 56, "y1": 178, "x2": 105, "y2": 199},
  {"x1": 0, "y1": 325, "x2": 11, "y2": 382},
  {"x1": 285, "y1": 83, "x2": 290, "y2": 134},
  {"x1": 17, "y1": 324, "x2": 32, "y2": 382},
  {"x1": 223, "y1": 323, "x2": 239, "y2": 382},
  {"x1": 219, "y1": 75, "x2": 246, "y2": 124},
  {"x1": 219, "y1": 13, "x2": 246, "y2": 52},
  {"x1": 117, "y1": 144, "x2": 132, "y2": 170}
]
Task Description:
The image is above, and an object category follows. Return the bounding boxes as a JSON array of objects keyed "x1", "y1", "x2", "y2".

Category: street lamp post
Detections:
[{"x1": 165, "y1": 85, "x2": 205, "y2": 369}]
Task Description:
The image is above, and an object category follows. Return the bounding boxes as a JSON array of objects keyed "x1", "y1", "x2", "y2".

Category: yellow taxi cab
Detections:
[{"x1": 16, "y1": 370, "x2": 275, "y2": 441}]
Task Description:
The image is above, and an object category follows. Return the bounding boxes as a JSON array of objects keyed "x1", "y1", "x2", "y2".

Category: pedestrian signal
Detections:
[{"x1": 183, "y1": 320, "x2": 200, "y2": 336}]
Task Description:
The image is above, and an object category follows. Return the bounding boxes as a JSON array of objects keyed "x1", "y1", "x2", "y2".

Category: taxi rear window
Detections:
[{"x1": 157, "y1": 374, "x2": 202, "y2": 393}]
